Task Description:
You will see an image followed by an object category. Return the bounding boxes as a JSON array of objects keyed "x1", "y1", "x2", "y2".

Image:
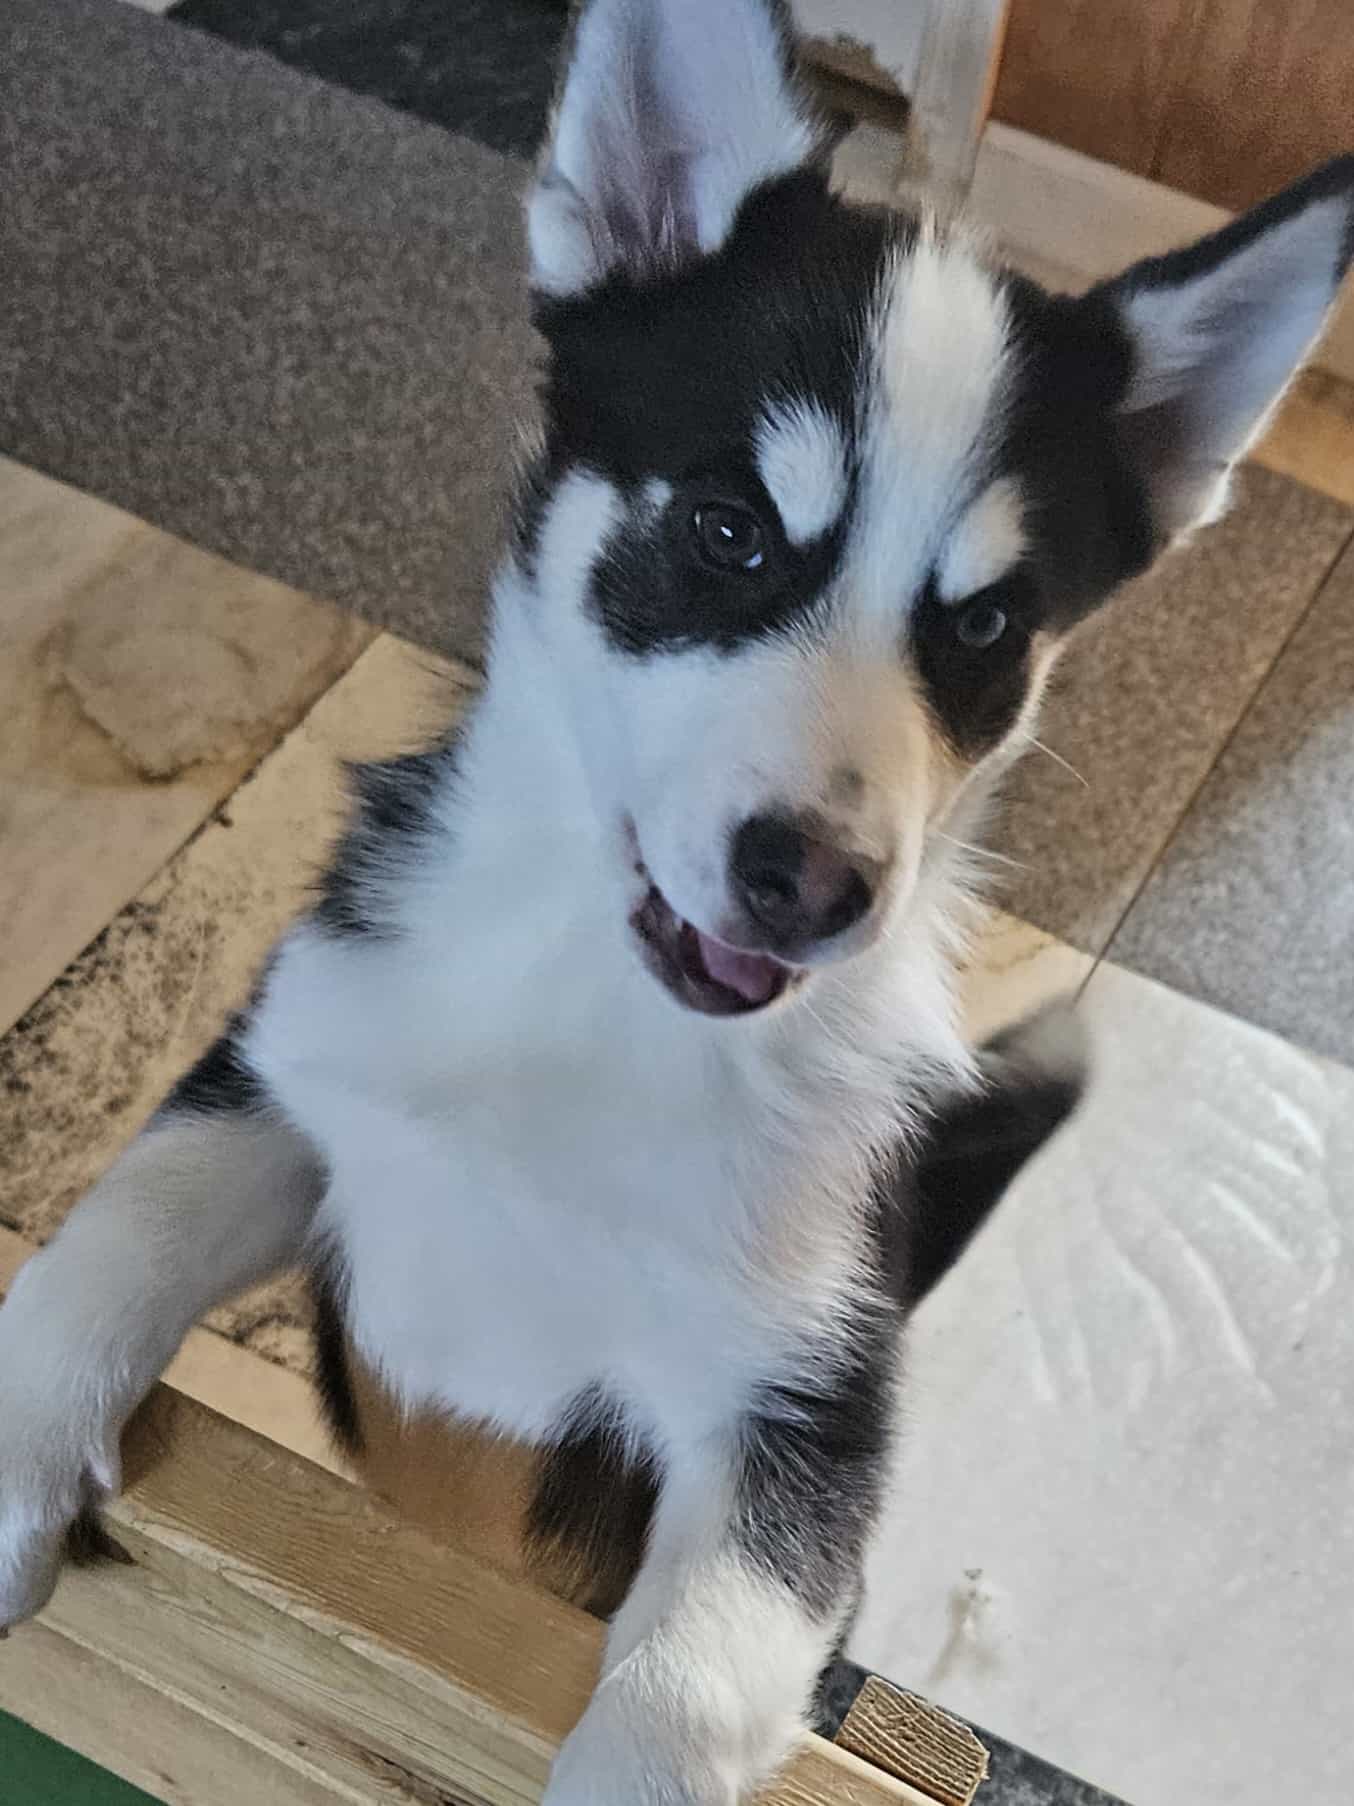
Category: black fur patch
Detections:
[
  {"x1": 997, "y1": 275, "x2": 1155, "y2": 621},
  {"x1": 880, "y1": 1046, "x2": 1084, "y2": 1311},
  {"x1": 735, "y1": 1320, "x2": 895, "y2": 1621},
  {"x1": 525, "y1": 1386, "x2": 662, "y2": 1618},
  {"x1": 161, "y1": 1018, "x2": 267, "y2": 1118},
  {"x1": 315, "y1": 743, "x2": 455, "y2": 939},
  {"x1": 590, "y1": 472, "x2": 851, "y2": 657},
  {"x1": 813, "y1": 1653, "x2": 869, "y2": 1739},
  {"x1": 65, "y1": 1502, "x2": 134, "y2": 1571},
  {"x1": 905, "y1": 268, "x2": 1160, "y2": 752},
  {"x1": 536, "y1": 170, "x2": 893, "y2": 656},
  {"x1": 309, "y1": 1248, "x2": 364, "y2": 1457},
  {"x1": 735, "y1": 1040, "x2": 1081, "y2": 1623},
  {"x1": 911, "y1": 570, "x2": 1038, "y2": 757}
]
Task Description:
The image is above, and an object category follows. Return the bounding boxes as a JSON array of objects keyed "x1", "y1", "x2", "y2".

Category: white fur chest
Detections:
[{"x1": 252, "y1": 907, "x2": 880, "y2": 1455}]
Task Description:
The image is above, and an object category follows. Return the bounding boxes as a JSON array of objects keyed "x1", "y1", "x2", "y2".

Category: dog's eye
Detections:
[
  {"x1": 953, "y1": 598, "x2": 1008, "y2": 649},
  {"x1": 691, "y1": 502, "x2": 767, "y2": 574}
]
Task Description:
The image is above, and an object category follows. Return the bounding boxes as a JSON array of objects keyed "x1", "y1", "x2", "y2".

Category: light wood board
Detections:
[{"x1": 0, "y1": 1386, "x2": 948, "y2": 1806}]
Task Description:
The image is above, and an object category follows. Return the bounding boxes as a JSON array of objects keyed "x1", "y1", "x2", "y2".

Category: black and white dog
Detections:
[{"x1": 2, "y1": 2, "x2": 1351, "y2": 1798}]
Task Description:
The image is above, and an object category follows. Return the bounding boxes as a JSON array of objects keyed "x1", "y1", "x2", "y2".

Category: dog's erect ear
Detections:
[
  {"x1": 1093, "y1": 156, "x2": 1354, "y2": 543},
  {"x1": 526, "y1": 0, "x2": 821, "y2": 298}
]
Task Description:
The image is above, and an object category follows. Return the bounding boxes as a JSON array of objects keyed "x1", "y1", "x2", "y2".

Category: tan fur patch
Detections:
[{"x1": 345, "y1": 1352, "x2": 631, "y2": 1611}]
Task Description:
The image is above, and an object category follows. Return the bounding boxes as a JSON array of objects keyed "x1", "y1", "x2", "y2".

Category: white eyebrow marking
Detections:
[
  {"x1": 755, "y1": 399, "x2": 849, "y2": 545},
  {"x1": 845, "y1": 223, "x2": 1013, "y2": 644},
  {"x1": 938, "y1": 476, "x2": 1026, "y2": 600}
]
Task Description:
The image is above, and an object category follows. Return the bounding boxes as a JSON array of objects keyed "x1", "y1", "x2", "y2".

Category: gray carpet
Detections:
[
  {"x1": 996, "y1": 465, "x2": 1353, "y2": 960},
  {"x1": 1112, "y1": 529, "x2": 1354, "y2": 1062},
  {"x1": 0, "y1": 0, "x2": 536, "y2": 661}
]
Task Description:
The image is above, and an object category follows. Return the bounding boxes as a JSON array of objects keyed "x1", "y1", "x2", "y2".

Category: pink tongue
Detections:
[{"x1": 695, "y1": 930, "x2": 781, "y2": 1004}]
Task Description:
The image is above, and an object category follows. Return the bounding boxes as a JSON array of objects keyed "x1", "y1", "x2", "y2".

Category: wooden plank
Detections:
[
  {"x1": 994, "y1": 0, "x2": 1354, "y2": 213},
  {"x1": 970, "y1": 119, "x2": 1233, "y2": 276},
  {"x1": 902, "y1": 0, "x2": 1011, "y2": 205},
  {"x1": 0, "y1": 1387, "x2": 938, "y2": 1806},
  {"x1": 5, "y1": 1622, "x2": 339, "y2": 1806},
  {"x1": 837, "y1": 1679, "x2": 987, "y2": 1806},
  {"x1": 992, "y1": 0, "x2": 1196, "y2": 183},
  {"x1": 1150, "y1": 0, "x2": 1354, "y2": 211}
]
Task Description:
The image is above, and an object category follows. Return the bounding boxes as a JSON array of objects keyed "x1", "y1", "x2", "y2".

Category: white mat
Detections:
[{"x1": 856, "y1": 963, "x2": 1353, "y2": 1806}]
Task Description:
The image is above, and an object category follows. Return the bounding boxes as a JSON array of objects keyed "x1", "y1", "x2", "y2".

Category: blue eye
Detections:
[
  {"x1": 954, "y1": 599, "x2": 1008, "y2": 649},
  {"x1": 692, "y1": 502, "x2": 766, "y2": 573}
]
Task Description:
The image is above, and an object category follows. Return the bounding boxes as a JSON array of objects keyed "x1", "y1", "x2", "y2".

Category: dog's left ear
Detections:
[
  {"x1": 1094, "y1": 156, "x2": 1354, "y2": 543},
  {"x1": 527, "y1": 0, "x2": 821, "y2": 299}
]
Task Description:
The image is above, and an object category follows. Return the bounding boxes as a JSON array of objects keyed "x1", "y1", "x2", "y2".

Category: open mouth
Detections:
[{"x1": 630, "y1": 877, "x2": 803, "y2": 1018}]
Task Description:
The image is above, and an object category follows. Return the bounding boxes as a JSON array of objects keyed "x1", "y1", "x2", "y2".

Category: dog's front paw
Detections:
[
  {"x1": 545, "y1": 1709, "x2": 734, "y2": 1806},
  {"x1": 0, "y1": 1382, "x2": 117, "y2": 1631},
  {"x1": 543, "y1": 1672, "x2": 796, "y2": 1806}
]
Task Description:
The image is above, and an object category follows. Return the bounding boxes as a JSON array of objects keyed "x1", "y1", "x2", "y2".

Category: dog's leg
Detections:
[
  {"x1": 544, "y1": 1357, "x2": 890, "y2": 1806},
  {"x1": 0, "y1": 1030, "x2": 323, "y2": 1628}
]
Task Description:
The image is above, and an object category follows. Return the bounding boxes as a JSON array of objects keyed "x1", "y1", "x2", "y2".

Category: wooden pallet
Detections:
[{"x1": 0, "y1": 1380, "x2": 988, "y2": 1806}]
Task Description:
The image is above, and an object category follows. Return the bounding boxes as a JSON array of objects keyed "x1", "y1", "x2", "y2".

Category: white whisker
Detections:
[
  {"x1": 930, "y1": 830, "x2": 1030, "y2": 873},
  {"x1": 1016, "y1": 732, "x2": 1089, "y2": 788},
  {"x1": 799, "y1": 992, "x2": 853, "y2": 1055}
]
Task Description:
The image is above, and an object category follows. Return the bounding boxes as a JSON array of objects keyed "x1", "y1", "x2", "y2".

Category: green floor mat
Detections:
[{"x1": 0, "y1": 1709, "x2": 165, "y2": 1806}]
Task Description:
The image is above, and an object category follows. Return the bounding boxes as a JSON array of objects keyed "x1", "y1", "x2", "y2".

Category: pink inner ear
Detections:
[
  {"x1": 527, "y1": 0, "x2": 819, "y2": 297},
  {"x1": 1102, "y1": 162, "x2": 1354, "y2": 538}
]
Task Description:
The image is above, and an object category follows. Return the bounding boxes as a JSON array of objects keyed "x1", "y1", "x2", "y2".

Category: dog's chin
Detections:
[{"x1": 629, "y1": 882, "x2": 805, "y2": 1019}]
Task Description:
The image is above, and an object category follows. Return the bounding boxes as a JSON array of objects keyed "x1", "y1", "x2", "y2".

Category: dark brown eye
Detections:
[
  {"x1": 953, "y1": 599, "x2": 1009, "y2": 649},
  {"x1": 692, "y1": 501, "x2": 767, "y2": 573}
]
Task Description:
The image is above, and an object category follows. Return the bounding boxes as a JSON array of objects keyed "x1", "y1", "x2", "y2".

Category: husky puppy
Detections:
[{"x1": 3, "y1": 4, "x2": 1351, "y2": 1800}]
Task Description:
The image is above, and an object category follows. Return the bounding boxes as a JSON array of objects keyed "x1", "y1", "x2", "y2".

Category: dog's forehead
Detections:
[
  {"x1": 727, "y1": 236, "x2": 1021, "y2": 638},
  {"x1": 738, "y1": 219, "x2": 1015, "y2": 552},
  {"x1": 848, "y1": 230, "x2": 1019, "y2": 603}
]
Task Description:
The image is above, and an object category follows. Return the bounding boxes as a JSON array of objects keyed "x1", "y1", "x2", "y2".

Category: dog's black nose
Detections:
[{"x1": 730, "y1": 814, "x2": 879, "y2": 949}]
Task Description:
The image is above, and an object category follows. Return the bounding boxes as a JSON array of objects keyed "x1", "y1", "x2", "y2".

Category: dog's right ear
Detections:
[
  {"x1": 1092, "y1": 156, "x2": 1354, "y2": 545},
  {"x1": 526, "y1": 0, "x2": 821, "y2": 299}
]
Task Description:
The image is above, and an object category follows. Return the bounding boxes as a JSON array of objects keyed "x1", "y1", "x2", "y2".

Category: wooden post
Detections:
[{"x1": 901, "y1": 0, "x2": 1012, "y2": 208}]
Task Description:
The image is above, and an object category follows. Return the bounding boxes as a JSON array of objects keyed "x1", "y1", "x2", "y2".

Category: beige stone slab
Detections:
[
  {"x1": 0, "y1": 631, "x2": 477, "y2": 1361},
  {"x1": 0, "y1": 456, "x2": 374, "y2": 1037}
]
